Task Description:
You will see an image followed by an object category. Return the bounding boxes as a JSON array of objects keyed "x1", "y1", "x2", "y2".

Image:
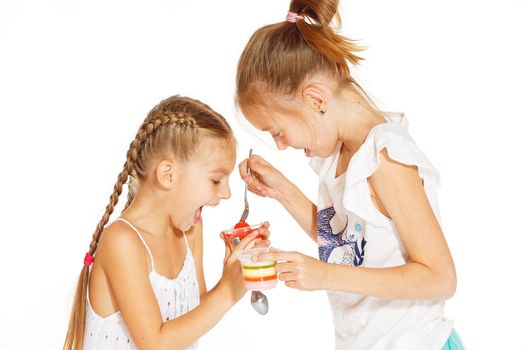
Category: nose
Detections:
[
  {"x1": 219, "y1": 182, "x2": 231, "y2": 200},
  {"x1": 274, "y1": 138, "x2": 288, "y2": 150}
]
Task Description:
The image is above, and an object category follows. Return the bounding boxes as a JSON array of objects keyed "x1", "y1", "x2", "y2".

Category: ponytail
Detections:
[
  {"x1": 292, "y1": 0, "x2": 363, "y2": 75},
  {"x1": 236, "y1": 0, "x2": 364, "y2": 104}
]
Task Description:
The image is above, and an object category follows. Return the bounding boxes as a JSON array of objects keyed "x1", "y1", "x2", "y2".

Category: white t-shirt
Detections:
[{"x1": 310, "y1": 113, "x2": 453, "y2": 350}]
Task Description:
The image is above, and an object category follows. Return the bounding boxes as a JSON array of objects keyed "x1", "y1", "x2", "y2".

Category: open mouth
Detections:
[
  {"x1": 304, "y1": 148, "x2": 311, "y2": 157},
  {"x1": 193, "y1": 202, "x2": 219, "y2": 224}
]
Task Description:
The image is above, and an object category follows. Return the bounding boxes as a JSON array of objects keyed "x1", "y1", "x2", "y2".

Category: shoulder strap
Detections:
[
  {"x1": 115, "y1": 217, "x2": 155, "y2": 272},
  {"x1": 181, "y1": 230, "x2": 190, "y2": 249}
]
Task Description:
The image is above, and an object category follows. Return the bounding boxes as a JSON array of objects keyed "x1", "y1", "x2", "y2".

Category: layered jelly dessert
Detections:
[{"x1": 236, "y1": 248, "x2": 277, "y2": 291}]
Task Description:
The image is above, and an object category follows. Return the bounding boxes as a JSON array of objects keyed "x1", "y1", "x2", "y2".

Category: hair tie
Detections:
[
  {"x1": 286, "y1": 11, "x2": 304, "y2": 23},
  {"x1": 84, "y1": 252, "x2": 94, "y2": 267}
]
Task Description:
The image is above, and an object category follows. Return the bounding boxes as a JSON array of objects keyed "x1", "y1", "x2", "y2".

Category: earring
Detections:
[{"x1": 318, "y1": 103, "x2": 327, "y2": 115}]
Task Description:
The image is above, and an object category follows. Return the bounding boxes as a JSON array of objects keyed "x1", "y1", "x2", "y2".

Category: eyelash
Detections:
[
  {"x1": 272, "y1": 131, "x2": 282, "y2": 138},
  {"x1": 211, "y1": 179, "x2": 221, "y2": 185}
]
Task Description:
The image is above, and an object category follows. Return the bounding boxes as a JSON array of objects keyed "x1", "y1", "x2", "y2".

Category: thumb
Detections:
[{"x1": 223, "y1": 237, "x2": 232, "y2": 262}]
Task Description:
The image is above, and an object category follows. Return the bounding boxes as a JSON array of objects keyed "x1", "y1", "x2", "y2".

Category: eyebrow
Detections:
[{"x1": 210, "y1": 168, "x2": 230, "y2": 175}]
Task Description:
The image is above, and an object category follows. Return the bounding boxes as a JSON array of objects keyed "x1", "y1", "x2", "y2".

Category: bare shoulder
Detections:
[{"x1": 95, "y1": 220, "x2": 149, "y2": 271}]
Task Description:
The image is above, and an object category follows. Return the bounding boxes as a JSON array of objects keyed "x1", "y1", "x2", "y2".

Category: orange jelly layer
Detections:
[{"x1": 243, "y1": 274, "x2": 278, "y2": 282}]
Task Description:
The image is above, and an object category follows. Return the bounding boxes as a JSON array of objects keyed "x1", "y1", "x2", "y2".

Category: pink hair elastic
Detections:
[
  {"x1": 84, "y1": 252, "x2": 94, "y2": 267},
  {"x1": 286, "y1": 11, "x2": 304, "y2": 23}
]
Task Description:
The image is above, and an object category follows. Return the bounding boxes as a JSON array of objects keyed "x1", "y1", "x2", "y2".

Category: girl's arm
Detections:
[
  {"x1": 240, "y1": 155, "x2": 318, "y2": 241},
  {"x1": 276, "y1": 180, "x2": 318, "y2": 241},
  {"x1": 258, "y1": 150, "x2": 457, "y2": 300},
  {"x1": 99, "y1": 225, "x2": 258, "y2": 350}
]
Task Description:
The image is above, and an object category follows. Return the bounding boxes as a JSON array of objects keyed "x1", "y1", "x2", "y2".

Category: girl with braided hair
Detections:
[
  {"x1": 235, "y1": 0, "x2": 464, "y2": 349},
  {"x1": 63, "y1": 95, "x2": 269, "y2": 350}
]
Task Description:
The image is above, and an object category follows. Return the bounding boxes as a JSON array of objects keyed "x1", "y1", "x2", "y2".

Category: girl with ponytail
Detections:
[
  {"x1": 63, "y1": 95, "x2": 269, "y2": 350},
  {"x1": 236, "y1": 1, "x2": 464, "y2": 349}
]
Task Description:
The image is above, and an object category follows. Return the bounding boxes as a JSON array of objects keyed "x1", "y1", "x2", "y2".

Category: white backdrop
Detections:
[{"x1": 1, "y1": 0, "x2": 524, "y2": 349}]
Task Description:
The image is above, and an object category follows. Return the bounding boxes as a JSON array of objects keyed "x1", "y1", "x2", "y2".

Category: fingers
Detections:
[
  {"x1": 274, "y1": 262, "x2": 294, "y2": 274},
  {"x1": 239, "y1": 154, "x2": 269, "y2": 180},
  {"x1": 247, "y1": 182, "x2": 269, "y2": 197},
  {"x1": 234, "y1": 231, "x2": 262, "y2": 252},
  {"x1": 254, "y1": 250, "x2": 300, "y2": 263},
  {"x1": 223, "y1": 232, "x2": 260, "y2": 265},
  {"x1": 248, "y1": 155, "x2": 271, "y2": 175},
  {"x1": 252, "y1": 239, "x2": 271, "y2": 249},
  {"x1": 240, "y1": 168, "x2": 268, "y2": 197},
  {"x1": 238, "y1": 158, "x2": 250, "y2": 179},
  {"x1": 284, "y1": 281, "x2": 299, "y2": 289},
  {"x1": 239, "y1": 155, "x2": 270, "y2": 182},
  {"x1": 254, "y1": 224, "x2": 270, "y2": 239},
  {"x1": 275, "y1": 266, "x2": 300, "y2": 290}
]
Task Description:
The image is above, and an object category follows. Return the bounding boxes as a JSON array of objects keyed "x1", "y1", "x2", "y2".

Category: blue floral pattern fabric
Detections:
[{"x1": 318, "y1": 206, "x2": 366, "y2": 267}]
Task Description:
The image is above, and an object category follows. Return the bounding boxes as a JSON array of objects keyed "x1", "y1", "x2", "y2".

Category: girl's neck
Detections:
[
  {"x1": 121, "y1": 190, "x2": 176, "y2": 238},
  {"x1": 335, "y1": 88, "x2": 386, "y2": 154}
]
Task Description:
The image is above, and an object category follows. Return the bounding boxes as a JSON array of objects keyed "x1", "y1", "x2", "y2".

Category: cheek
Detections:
[{"x1": 174, "y1": 176, "x2": 205, "y2": 206}]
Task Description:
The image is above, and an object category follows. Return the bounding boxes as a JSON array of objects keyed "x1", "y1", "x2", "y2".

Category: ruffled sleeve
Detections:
[{"x1": 342, "y1": 116, "x2": 441, "y2": 229}]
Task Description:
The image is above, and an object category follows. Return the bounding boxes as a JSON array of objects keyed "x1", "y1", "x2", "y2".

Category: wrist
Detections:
[
  {"x1": 315, "y1": 260, "x2": 332, "y2": 291},
  {"x1": 275, "y1": 180, "x2": 298, "y2": 204},
  {"x1": 215, "y1": 281, "x2": 238, "y2": 308},
  {"x1": 321, "y1": 262, "x2": 355, "y2": 292}
]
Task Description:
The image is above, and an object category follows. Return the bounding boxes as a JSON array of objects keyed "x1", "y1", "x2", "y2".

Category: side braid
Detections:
[
  {"x1": 120, "y1": 112, "x2": 197, "y2": 212},
  {"x1": 90, "y1": 112, "x2": 198, "y2": 254}
]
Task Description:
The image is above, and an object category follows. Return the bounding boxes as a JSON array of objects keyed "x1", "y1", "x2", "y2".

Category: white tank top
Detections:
[
  {"x1": 83, "y1": 218, "x2": 200, "y2": 350},
  {"x1": 310, "y1": 113, "x2": 453, "y2": 350}
]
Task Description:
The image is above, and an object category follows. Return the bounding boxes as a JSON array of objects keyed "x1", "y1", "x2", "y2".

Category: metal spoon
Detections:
[
  {"x1": 250, "y1": 290, "x2": 269, "y2": 315},
  {"x1": 233, "y1": 152, "x2": 270, "y2": 315},
  {"x1": 239, "y1": 149, "x2": 252, "y2": 223}
]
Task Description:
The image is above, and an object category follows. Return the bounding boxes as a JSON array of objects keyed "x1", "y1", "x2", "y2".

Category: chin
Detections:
[
  {"x1": 182, "y1": 223, "x2": 193, "y2": 232},
  {"x1": 168, "y1": 216, "x2": 189, "y2": 232}
]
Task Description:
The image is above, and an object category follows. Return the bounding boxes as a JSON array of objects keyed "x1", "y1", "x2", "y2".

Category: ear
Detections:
[
  {"x1": 302, "y1": 83, "x2": 329, "y2": 115},
  {"x1": 155, "y1": 160, "x2": 176, "y2": 190}
]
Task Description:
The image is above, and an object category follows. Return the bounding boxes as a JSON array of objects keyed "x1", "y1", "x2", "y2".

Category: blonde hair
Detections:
[
  {"x1": 63, "y1": 95, "x2": 234, "y2": 350},
  {"x1": 236, "y1": 0, "x2": 366, "y2": 109}
]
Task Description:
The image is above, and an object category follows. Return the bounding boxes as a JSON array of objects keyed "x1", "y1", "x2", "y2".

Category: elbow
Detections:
[
  {"x1": 432, "y1": 268, "x2": 457, "y2": 300},
  {"x1": 441, "y1": 274, "x2": 457, "y2": 300}
]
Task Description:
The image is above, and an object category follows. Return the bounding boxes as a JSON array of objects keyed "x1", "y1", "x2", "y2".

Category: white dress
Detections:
[
  {"x1": 310, "y1": 113, "x2": 453, "y2": 350},
  {"x1": 83, "y1": 218, "x2": 200, "y2": 350}
]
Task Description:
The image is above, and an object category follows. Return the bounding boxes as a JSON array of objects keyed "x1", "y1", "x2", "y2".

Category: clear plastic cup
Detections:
[
  {"x1": 236, "y1": 247, "x2": 277, "y2": 291},
  {"x1": 221, "y1": 223, "x2": 264, "y2": 250}
]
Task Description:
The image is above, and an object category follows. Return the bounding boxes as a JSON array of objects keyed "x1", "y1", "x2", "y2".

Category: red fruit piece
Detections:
[{"x1": 234, "y1": 220, "x2": 250, "y2": 229}]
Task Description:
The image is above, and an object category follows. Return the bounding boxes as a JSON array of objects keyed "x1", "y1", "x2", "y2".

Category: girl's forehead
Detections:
[
  {"x1": 243, "y1": 105, "x2": 288, "y2": 131},
  {"x1": 192, "y1": 137, "x2": 237, "y2": 170}
]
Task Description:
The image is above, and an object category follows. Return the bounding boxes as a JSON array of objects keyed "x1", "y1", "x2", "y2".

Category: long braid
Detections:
[
  {"x1": 63, "y1": 99, "x2": 203, "y2": 350},
  {"x1": 122, "y1": 111, "x2": 199, "y2": 212},
  {"x1": 89, "y1": 112, "x2": 198, "y2": 254}
]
